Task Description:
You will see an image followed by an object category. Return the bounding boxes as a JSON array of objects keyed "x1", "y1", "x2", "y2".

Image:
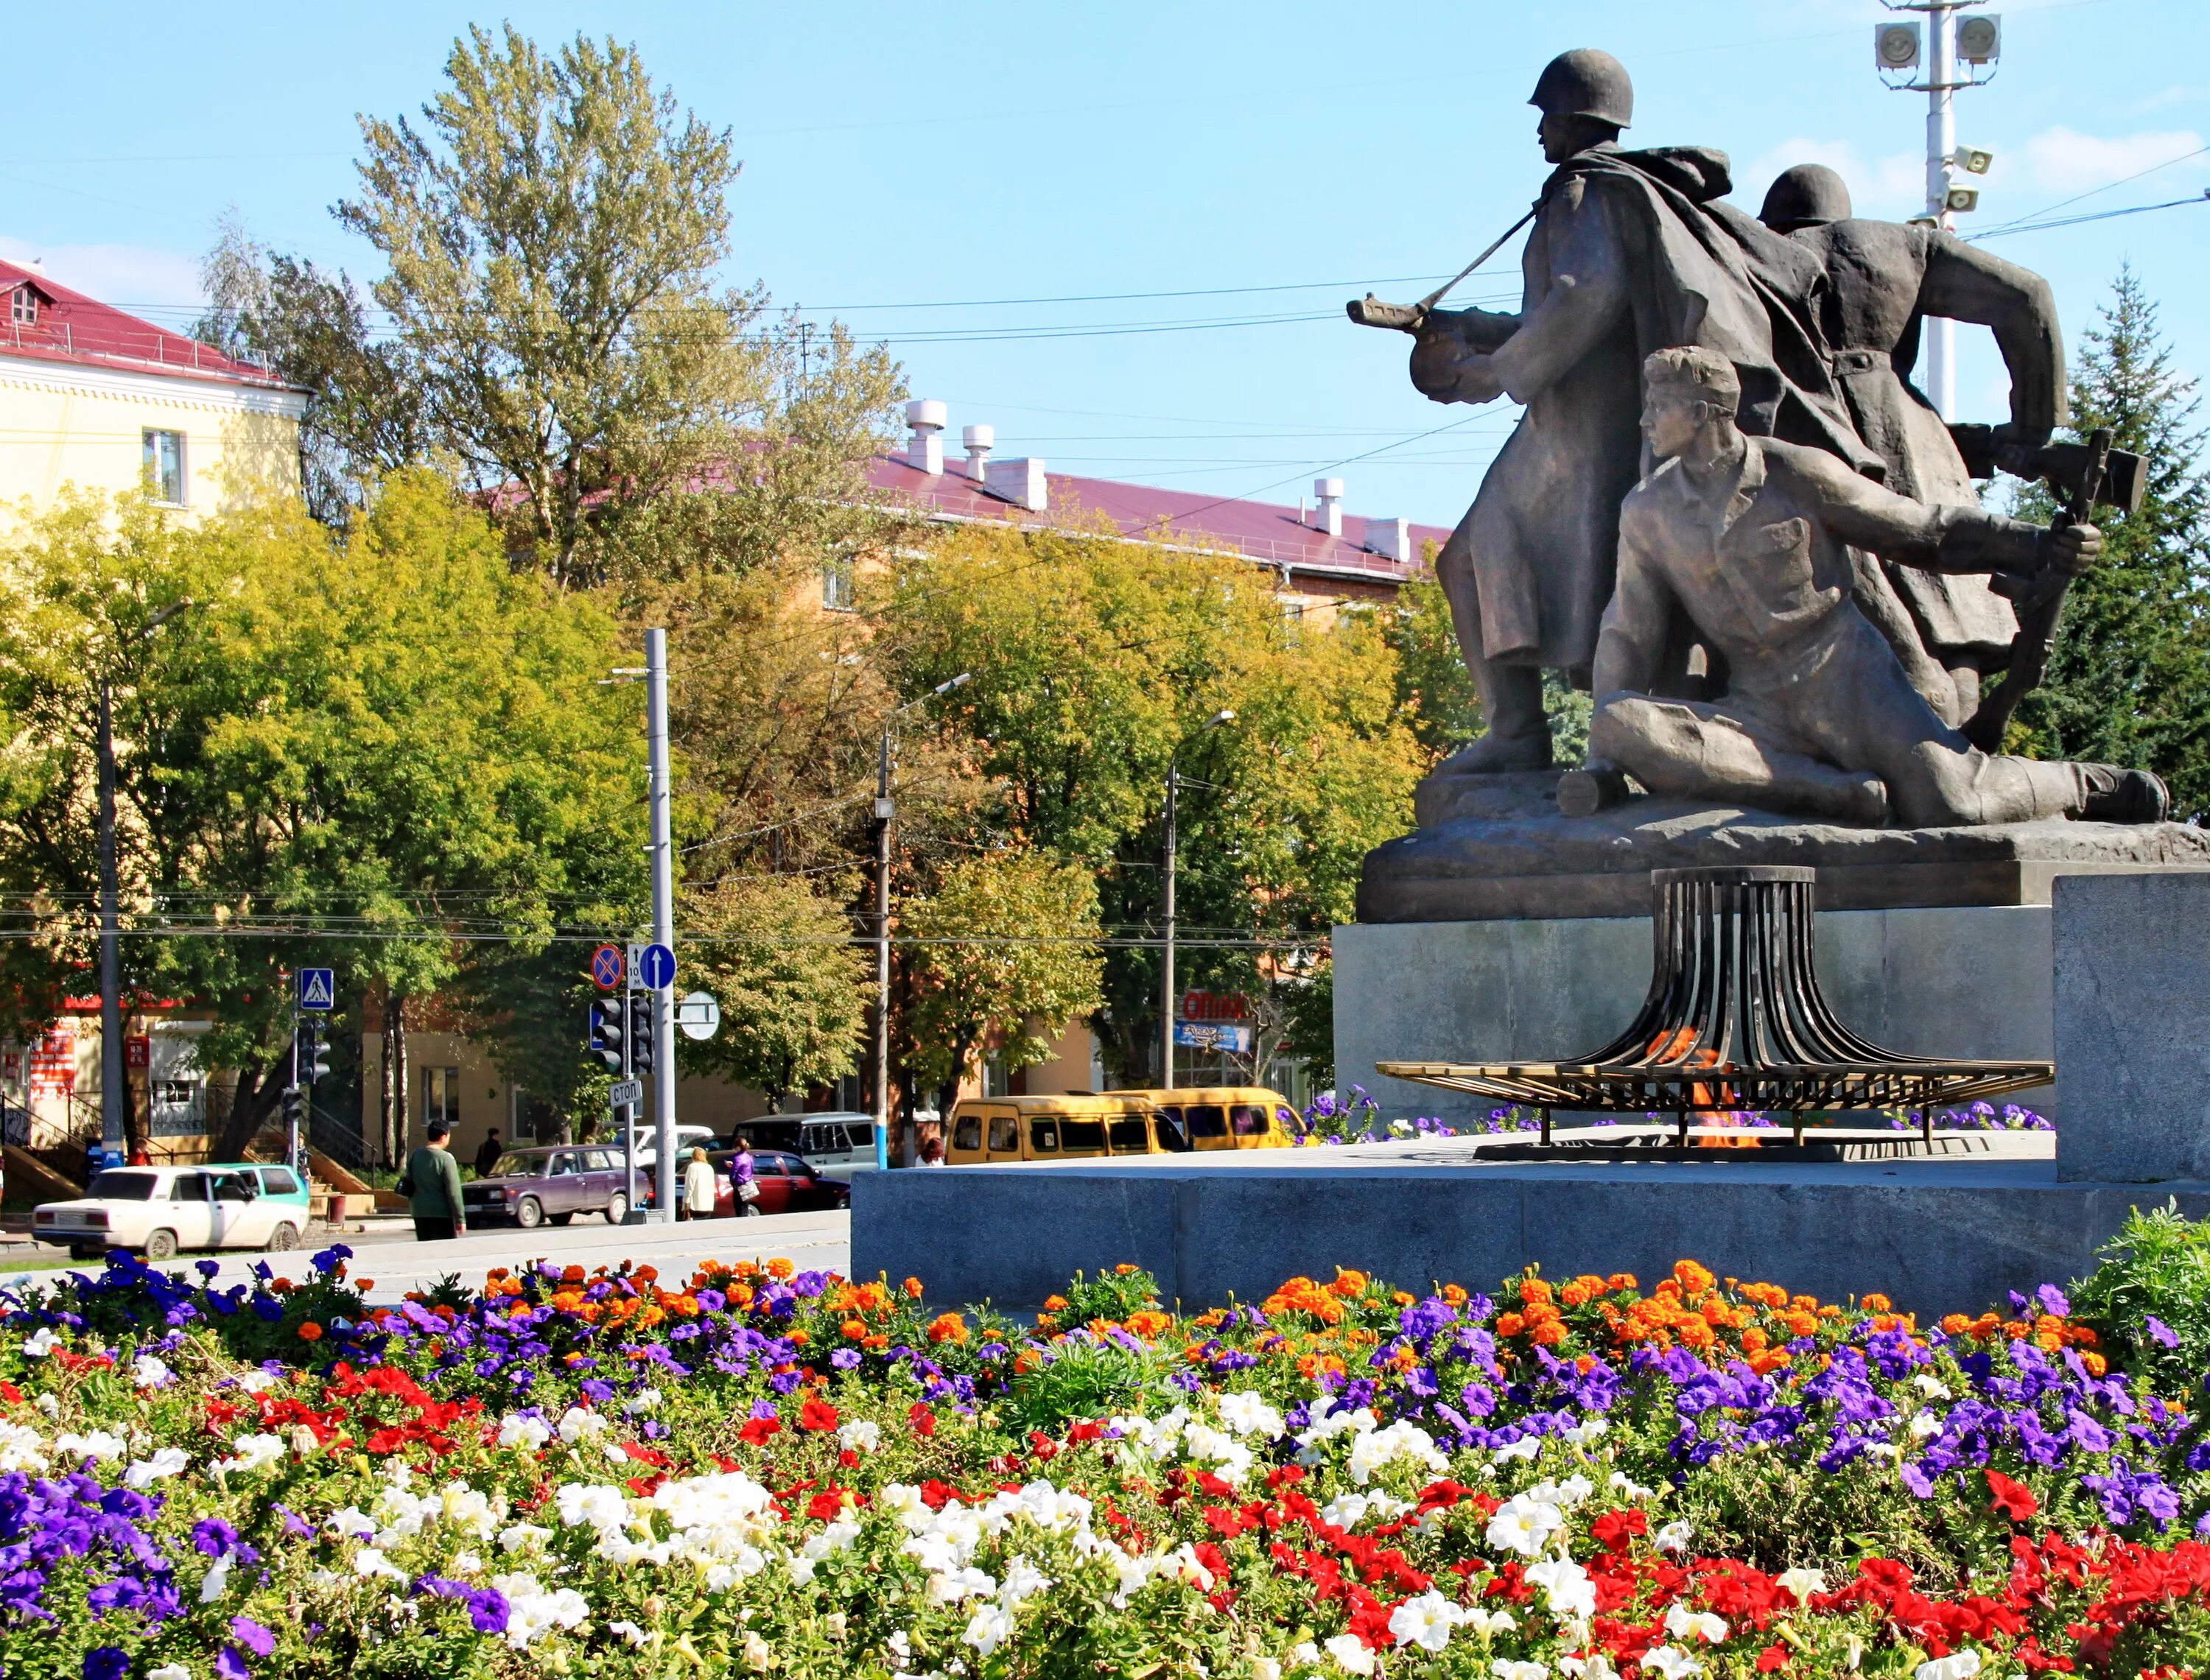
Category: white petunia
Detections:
[
  {"x1": 131, "y1": 1354, "x2": 173, "y2": 1389},
  {"x1": 0, "y1": 1422, "x2": 49, "y2": 1474},
  {"x1": 998, "y1": 1556, "x2": 1053, "y2": 1607},
  {"x1": 837, "y1": 1419, "x2": 883, "y2": 1454},
  {"x1": 212, "y1": 1433, "x2": 287, "y2": 1475},
  {"x1": 1459, "y1": 1606, "x2": 1519, "y2": 1636},
  {"x1": 1492, "y1": 1435, "x2": 1543, "y2": 1463},
  {"x1": 1291, "y1": 1642, "x2": 1322, "y2": 1669},
  {"x1": 888, "y1": 1631, "x2": 913, "y2": 1670},
  {"x1": 609, "y1": 1620, "x2": 651, "y2": 1648},
  {"x1": 1652, "y1": 1519, "x2": 1694, "y2": 1553},
  {"x1": 21, "y1": 1327, "x2": 60, "y2": 1357},
  {"x1": 1323, "y1": 1634, "x2": 1375, "y2": 1676},
  {"x1": 1388, "y1": 1590, "x2": 1463, "y2": 1653},
  {"x1": 1486, "y1": 1492, "x2": 1565, "y2": 1556},
  {"x1": 1347, "y1": 1419, "x2": 1447, "y2": 1486},
  {"x1": 1912, "y1": 1372, "x2": 1952, "y2": 1399},
  {"x1": 741, "y1": 1630, "x2": 774, "y2": 1670},
  {"x1": 497, "y1": 1413, "x2": 552, "y2": 1450},
  {"x1": 1908, "y1": 1411, "x2": 1941, "y2": 1441},
  {"x1": 1562, "y1": 1417, "x2": 1610, "y2": 1447},
  {"x1": 328, "y1": 1507, "x2": 379, "y2": 1537},
  {"x1": 1640, "y1": 1647, "x2": 1703, "y2": 1680},
  {"x1": 1776, "y1": 1566, "x2": 1826, "y2": 1604},
  {"x1": 352, "y1": 1547, "x2": 407, "y2": 1581},
  {"x1": 962, "y1": 1603, "x2": 1015, "y2": 1657},
  {"x1": 555, "y1": 1405, "x2": 608, "y2": 1444},
  {"x1": 787, "y1": 1552, "x2": 818, "y2": 1585},
  {"x1": 496, "y1": 1576, "x2": 590, "y2": 1649},
  {"x1": 1525, "y1": 1557, "x2": 1598, "y2": 1618},
  {"x1": 1607, "y1": 1470, "x2": 1654, "y2": 1500},
  {"x1": 124, "y1": 1447, "x2": 189, "y2": 1489},
  {"x1": 57, "y1": 1430, "x2": 128, "y2": 1461},
  {"x1": 1663, "y1": 1604, "x2": 1728, "y2": 1645},
  {"x1": 1218, "y1": 1391, "x2": 1286, "y2": 1439},
  {"x1": 1252, "y1": 1660, "x2": 1283, "y2": 1680},
  {"x1": 1560, "y1": 1658, "x2": 1621, "y2": 1680},
  {"x1": 198, "y1": 1556, "x2": 231, "y2": 1603},
  {"x1": 1162, "y1": 1543, "x2": 1216, "y2": 1591},
  {"x1": 453, "y1": 1551, "x2": 485, "y2": 1575},
  {"x1": 498, "y1": 1522, "x2": 552, "y2": 1553},
  {"x1": 148, "y1": 1667, "x2": 193, "y2": 1680},
  {"x1": 1181, "y1": 1421, "x2": 1255, "y2": 1487},
  {"x1": 621, "y1": 1388, "x2": 662, "y2": 1415},
  {"x1": 554, "y1": 1481, "x2": 630, "y2": 1533},
  {"x1": 1110, "y1": 1547, "x2": 1160, "y2": 1606},
  {"x1": 1915, "y1": 1653, "x2": 1982, "y2": 1680},
  {"x1": 1495, "y1": 1663, "x2": 1550, "y2": 1680},
  {"x1": 929, "y1": 1567, "x2": 997, "y2": 1604},
  {"x1": 233, "y1": 1370, "x2": 276, "y2": 1393}
]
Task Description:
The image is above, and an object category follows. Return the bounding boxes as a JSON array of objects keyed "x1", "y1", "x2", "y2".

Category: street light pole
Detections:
[
  {"x1": 96, "y1": 600, "x2": 192, "y2": 1159},
  {"x1": 871, "y1": 672, "x2": 971, "y2": 1170},
  {"x1": 1160, "y1": 709, "x2": 1235, "y2": 1092},
  {"x1": 97, "y1": 678, "x2": 123, "y2": 1153},
  {"x1": 645, "y1": 628, "x2": 677, "y2": 1225}
]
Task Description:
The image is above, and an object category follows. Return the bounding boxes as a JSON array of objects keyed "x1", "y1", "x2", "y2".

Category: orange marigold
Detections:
[
  {"x1": 1520, "y1": 1276, "x2": 1554, "y2": 1306},
  {"x1": 785, "y1": 1329, "x2": 810, "y2": 1347},
  {"x1": 1677, "y1": 1318, "x2": 1716, "y2": 1349},
  {"x1": 1043, "y1": 1296, "x2": 1070, "y2": 1312},
  {"x1": 767, "y1": 1259, "x2": 795, "y2": 1281},
  {"x1": 1392, "y1": 1291, "x2": 1415, "y2": 1307},
  {"x1": 1672, "y1": 1259, "x2": 1715, "y2": 1294},
  {"x1": 1531, "y1": 1320, "x2": 1568, "y2": 1347},
  {"x1": 1607, "y1": 1273, "x2": 1639, "y2": 1293},
  {"x1": 1329, "y1": 1269, "x2": 1368, "y2": 1298},
  {"x1": 1495, "y1": 1312, "x2": 1526, "y2": 1338},
  {"x1": 926, "y1": 1312, "x2": 969, "y2": 1345},
  {"x1": 902, "y1": 1276, "x2": 925, "y2": 1298},
  {"x1": 1115, "y1": 1263, "x2": 1140, "y2": 1275},
  {"x1": 1442, "y1": 1284, "x2": 1469, "y2": 1307},
  {"x1": 297, "y1": 1322, "x2": 323, "y2": 1341},
  {"x1": 2082, "y1": 1350, "x2": 2108, "y2": 1377},
  {"x1": 841, "y1": 1321, "x2": 868, "y2": 1341},
  {"x1": 1860, "y1": 1293, "x2": 1893, "y2": 1314},
  {"x1": 1126, "y1": 1310, "x2": 1172, "y2": 1339},
  {"x1": 1559, "y1": 1283, "x2": 1593, "y2": 1308},
  {"x1": 1940, "y1": 1313, "x2": 1973, "y2": 1335}
]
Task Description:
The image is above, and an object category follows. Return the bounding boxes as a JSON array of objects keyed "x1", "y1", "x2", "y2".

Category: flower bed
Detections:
[{"x1": 3, "y1": 1240, "x2": 2208, "y2": 1679}]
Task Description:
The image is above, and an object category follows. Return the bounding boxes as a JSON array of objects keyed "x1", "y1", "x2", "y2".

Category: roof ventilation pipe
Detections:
[
  {"x1": 1366, "y1": 517, "x2": 1411, "y2": 560},
  {"x1": 1313, "y1": 477, "x2": 1344, "y2": 538},
  {"x1": 962, "y1": 423, "x2": 994, "y2": 482},
  {"x1": 905, "y1": 398, "x2": 947, "y2": 474}
]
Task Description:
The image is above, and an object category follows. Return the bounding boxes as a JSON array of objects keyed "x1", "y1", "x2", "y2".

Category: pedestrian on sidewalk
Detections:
[
  {"x1": 681, "y1": 1147, "x2": 718, "y2": 1220},
  {"x1": 729, "y1": 1142, "x2": 760, "y2": 1217},
  {"x1": 399, "y1": 1122, "x2": 467, "y2": 1242},
  {"x1": 474, "y1": 1128, "x2": 503, "y2": 1178}
]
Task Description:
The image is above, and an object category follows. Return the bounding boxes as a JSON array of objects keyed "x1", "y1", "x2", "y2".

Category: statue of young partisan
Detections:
[{"x1": 1582, "y1": 348, "x2": 2168, "y2": 828}]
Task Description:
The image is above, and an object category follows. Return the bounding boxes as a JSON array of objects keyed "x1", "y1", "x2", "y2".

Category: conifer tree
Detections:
[{"x1": 2008, "y1": 266, "x2": 2210, "y2": 817}]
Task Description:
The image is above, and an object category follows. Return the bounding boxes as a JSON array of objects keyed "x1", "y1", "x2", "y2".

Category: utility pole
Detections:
[
  {"x1": 645, "y1": 628, "x2": 677, "y2": 1224},
  {"x1": 871, "y1": 732, "x2": 893, "y2": 1172},
  {"x1": 1160, "y1": 709, "x2": 1235, "y2": 1092},
  {"x1": 871, "y1": 672, "x2": 972, "y2": 1166},
  {"x1": 94, "y1": 600, "x2": 192, "y2": 1161},
  {"x1": 96, "y1": 678, "x2": 124, "y2": 1157},
  {"x1": 1877, "y1": 4, "x2": 2000, "y2": 421}
]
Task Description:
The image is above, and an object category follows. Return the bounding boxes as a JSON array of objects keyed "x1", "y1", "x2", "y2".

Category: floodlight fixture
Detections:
[
  {"x1": 1874, "y1": 21, "x2": 1923, "y2": 71},
  {"x1": 1957, "y1": 14, "x2": 2002, "y2": 64}
]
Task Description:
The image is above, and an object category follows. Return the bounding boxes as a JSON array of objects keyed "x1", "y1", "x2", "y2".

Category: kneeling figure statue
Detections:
[{"x1": 1585, "y1": 347, "x2": 2166, "y2": 828}]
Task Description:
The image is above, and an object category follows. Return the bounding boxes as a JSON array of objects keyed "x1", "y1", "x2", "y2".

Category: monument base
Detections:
[
  {"x1": 1360, "y1": 771, "x2": 2210, "y2": 923},
  {"x1": 1335, "y1": 902, "x2": 2060, "y2": 1131}
]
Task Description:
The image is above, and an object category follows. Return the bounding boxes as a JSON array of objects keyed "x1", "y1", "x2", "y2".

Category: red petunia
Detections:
[
  {"x1": 1755, "y1": 1643, "x2": 1792, "y2": 1672},
  {"x1": 909, "y1": 1402, "x2": 938, "y2": 1437},
  {"x1": 1988, "y1": 1469, "x2": 2039, "y2": 1522},
  {"x1": 739, "y1": 1415, "x2": 782, "y2": 1446},
  {"x1": 0, "y1": 1381, "x2": 24, "y2": 1406},
  {"x1": 799, "y1": 1398, "x2": 839, "y2": 1432}
]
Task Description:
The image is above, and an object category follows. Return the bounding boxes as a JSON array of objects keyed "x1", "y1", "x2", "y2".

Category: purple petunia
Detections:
[
  {"x1": 84, "y1": 1650, "x2": 130, "y2": 1680},
  {"x1": 2146, "y1": 1315, "x2": 2181, "y2": 1349},
  {"x1": 230, "y1": 1617, "x2": 276, "y2": 1657}
]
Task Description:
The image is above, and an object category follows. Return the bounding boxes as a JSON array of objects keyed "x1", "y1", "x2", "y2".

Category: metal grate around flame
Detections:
[{"x1": 1376, "y1": 865, "x2": 2052, "y2": 1142}]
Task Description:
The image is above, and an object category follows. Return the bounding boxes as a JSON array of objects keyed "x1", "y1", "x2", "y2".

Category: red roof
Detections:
[
  {"x1": 863, "y1": 453, "x2": 1448, "y2": 586},
  {"x1": 0, "y1": 258, "x2": 299, "y2": 393}
]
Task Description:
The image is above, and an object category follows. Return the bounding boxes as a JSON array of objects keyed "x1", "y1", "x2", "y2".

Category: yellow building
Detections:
[{"x1": 0, "y1": 258, "x2": 305, "y2": 521}]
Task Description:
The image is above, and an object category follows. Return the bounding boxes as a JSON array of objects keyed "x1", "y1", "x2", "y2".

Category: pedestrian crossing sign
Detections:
[{"x1": 298, "y1": 968, "x2": 335, "y2": 1011}]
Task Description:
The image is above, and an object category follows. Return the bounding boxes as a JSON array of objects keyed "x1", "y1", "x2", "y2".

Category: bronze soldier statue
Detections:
[
  {"x1": 1585, "y1": 349, "x2": 2166, "y2": 826},
  {"x1": 1757, "y1": 162, "x2": 2066, "y2": 728},
  {"x1": 1401, "y1": 52, "x2": 1870, "y2": 776}
]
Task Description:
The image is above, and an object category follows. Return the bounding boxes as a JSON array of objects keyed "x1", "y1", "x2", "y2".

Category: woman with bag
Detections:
[
  {"x1": 681, "y1": 1147, "x2": 718, "y2": 1220},
  {"x1": 729, "y1": 1142, "x2": 761, "y2": 1217}
]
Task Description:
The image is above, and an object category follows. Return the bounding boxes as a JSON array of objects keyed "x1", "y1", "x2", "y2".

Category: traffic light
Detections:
[
  {"x1": 588, "y1": 1001, "x2": 624, "y2": 1072},
  {"x1": 628, "y1": 991, "x2": 656, "y2": 1076},
  {"x1": 281, "y1": 1086, "x2": 306, "y2": 1129},
  {"x1": 297, "y1": 1021, "x2": 332, "y2": 1084}
]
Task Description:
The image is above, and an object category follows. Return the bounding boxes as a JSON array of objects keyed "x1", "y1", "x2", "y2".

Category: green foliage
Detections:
[
  {"x1": 2006, "y1": 266, "x2": 2210, "y2": 817},
  {"x1": 2069, "y1": 1198, "x2": 2210, "y2": 1397},
  {"x1": 0, "y1": 476, "x2": 647, "y2": 1148},
  {"x1": 679, "y1": 872, "x2": 867, "y2": 1108},
  {"x1": 901, "y1": 847, "x2": 1104, "y2": 1111},
  {"x1": 1277, "y1": 958, "x2": 1335, "y2": 1087},
  {"x1": 1388, "y1": 566, "x2": 1483, "y2": 766},
  {"x1": 1002, "y1": 1335, "x2": 1175, "y2": 1435}
]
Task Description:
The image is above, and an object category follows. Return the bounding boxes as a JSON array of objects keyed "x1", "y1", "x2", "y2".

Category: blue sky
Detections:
[{"x1": 4, "y1": 0, "x2": 2205, "y2": 527}]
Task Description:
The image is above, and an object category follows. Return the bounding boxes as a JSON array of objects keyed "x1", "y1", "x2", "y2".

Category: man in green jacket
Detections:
[{"x1": 402, "y1": 1122, "x2": 467, "y2": 1242}]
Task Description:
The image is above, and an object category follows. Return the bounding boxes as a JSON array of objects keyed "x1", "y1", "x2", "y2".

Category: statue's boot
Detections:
[
  {"x1": 2079, "y1": 765, "x2": 2170, "y2": 824},
  {"x1": 1434, "y1": 659, "x2": 1551, "y2": 777}
]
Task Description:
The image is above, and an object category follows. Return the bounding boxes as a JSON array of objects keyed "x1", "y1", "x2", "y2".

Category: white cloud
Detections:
[
  {"x1": 0, "y1": 235, "x2": 205, "y2": 318},
  {"x1": 2021, "y1": 127, "x2": 2206, "y2": 193},
  {"x1": 1741, "y1": 138, "x2": 1925, "y2": 219}
]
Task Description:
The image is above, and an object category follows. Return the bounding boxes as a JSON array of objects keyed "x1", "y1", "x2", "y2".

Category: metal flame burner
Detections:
[{"x1": 1377, "y1": 865, "x2": 2052, "y2": 1147}]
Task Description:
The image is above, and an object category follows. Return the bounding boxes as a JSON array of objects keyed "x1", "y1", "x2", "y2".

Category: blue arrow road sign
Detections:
[
  {"x1": 298, "y1": 969, "x2": 335, "y2": 1011},
  {"x1": 637, "y1": 943, "x2": 677, "y2": 991},
  {"x1": 590, "y1": 944, "x2": 625, "y2": 990}
]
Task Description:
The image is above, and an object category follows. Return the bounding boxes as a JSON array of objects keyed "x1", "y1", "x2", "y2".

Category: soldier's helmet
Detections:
[
  {"x1": 1528, "y1": 49, "x2": 1634, "y2": 129},
  {"x1": 1758, "y1": 164, "x2": 1853, "y2": 232}
]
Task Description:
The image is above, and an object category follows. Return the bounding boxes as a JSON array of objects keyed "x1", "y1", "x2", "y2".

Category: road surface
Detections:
[{"x1": 0, "y1": 1209, "x2": 852, "y2": 1302}]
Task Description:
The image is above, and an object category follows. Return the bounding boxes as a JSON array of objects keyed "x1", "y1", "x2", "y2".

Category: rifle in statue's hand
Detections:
[
  {"x1": 1962, "y1": 426, "x2": 2113, "y2": 755},
  {"x1": 1347, "y1": 207, "x2": 1537, "y2": 334}
]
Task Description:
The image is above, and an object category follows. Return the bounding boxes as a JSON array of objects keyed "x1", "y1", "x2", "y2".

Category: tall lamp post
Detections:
[
  {"x1": 871, "y1": 671, "x2": 972, "y2": 1171},
  {"x1": 1160, "y1": 709, "x2": 1235, "y2": 1092},
  {"x1": 97, "y1": 600, "x2": 192, "y2": 1159}
]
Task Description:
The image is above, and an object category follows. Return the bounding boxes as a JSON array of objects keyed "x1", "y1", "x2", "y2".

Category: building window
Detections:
[
  {"x1": 423, "y1": 1065, "x2": 461, "y2": 1131},
  {"x1": 8, "y1": 287, "x2": 35, "y2": 326},
  {"x1": 821, "y1": 555, "x2": 855, "y2": 612},
  {"x1": 143, "y1": 430, "x2": 186, "y2": 505},
  {"x1": 983, "y1": 1051, "x2": 1011, "y2": 1098}
]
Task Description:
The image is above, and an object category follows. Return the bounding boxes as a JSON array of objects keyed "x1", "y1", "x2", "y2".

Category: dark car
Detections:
[
  {"x1": 463, "y1": 1145, "x2": 633, "y2": 1229},
  {"x1": 650, "y1": 1149, "x2": 850, "y2": 1217}
]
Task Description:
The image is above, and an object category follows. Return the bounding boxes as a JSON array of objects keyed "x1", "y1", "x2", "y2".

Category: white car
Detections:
[
  {"x1": 622, "y1": 1122, "x2": 718, "y2": 1168},
  {"x1": 33, "y1": 1164, "x2": 312, "y2": 1261}
]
